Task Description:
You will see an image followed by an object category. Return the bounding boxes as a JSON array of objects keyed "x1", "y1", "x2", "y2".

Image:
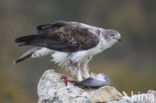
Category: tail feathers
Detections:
[
  {"x1": 14, "y1": 48, "x2": 38, "y2": 64},
  {"x1": 14, "y1": 52, "x2": 32, "y2": 64},
  {"x1": 15, "y1": 35, "x2": 37, "y2": 46},
  {"x1": 14, "y1": 47, "x2": 52, "y2": 64}
]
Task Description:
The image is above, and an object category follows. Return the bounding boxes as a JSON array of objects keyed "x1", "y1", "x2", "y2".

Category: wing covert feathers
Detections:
[{"x1": 15, "y1": 21, "x2": 100, "y2": 52}]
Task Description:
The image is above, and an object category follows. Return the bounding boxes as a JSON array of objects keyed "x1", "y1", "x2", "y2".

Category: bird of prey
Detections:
[{"x1": 15, "y1": 20, "x2": 121, "y2": 81}]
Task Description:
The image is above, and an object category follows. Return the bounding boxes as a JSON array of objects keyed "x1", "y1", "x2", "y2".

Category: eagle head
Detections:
[{"x1": 103, "y1": 29, "x2": 121, "y2": 44}]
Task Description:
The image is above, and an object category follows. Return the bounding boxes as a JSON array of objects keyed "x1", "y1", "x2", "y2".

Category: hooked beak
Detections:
[{"x1": 114, "y1": 37, "x2": 122, "y2": 42}]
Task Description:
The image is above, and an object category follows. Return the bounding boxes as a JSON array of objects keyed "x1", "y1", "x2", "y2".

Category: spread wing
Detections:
[{"x1": 15, "y1": 21, "x2": 99, "y2": 52}]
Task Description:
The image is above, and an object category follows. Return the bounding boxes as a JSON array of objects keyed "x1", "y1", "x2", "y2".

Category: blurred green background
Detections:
[{"x1": 0, "y1": 0, "x2": 156, "y2": 103}]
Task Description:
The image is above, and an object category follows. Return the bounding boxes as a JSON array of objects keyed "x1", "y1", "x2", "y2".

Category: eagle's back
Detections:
[{"x1": 15, "y1": 21, "x2": 100, "y2": 52}]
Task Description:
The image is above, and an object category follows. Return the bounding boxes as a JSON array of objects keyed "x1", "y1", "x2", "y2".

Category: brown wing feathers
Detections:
[{"x1": 15, "y1": 21, "x2": 99, "y2": 52}]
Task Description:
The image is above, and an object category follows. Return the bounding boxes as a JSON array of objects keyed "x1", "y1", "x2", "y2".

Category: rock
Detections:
[
  {"x1": 37, "y1": 70, "x2": 89, "y2": 103},
  {"x1": 37, "y1": 69, "x2": 156, "y2": 103},
  {"x1": 90, "y1": 86, "x2": 123, "y2": 103},
  {"x1": 37, "y1": 69, "x2": 122, "y2": 103}
]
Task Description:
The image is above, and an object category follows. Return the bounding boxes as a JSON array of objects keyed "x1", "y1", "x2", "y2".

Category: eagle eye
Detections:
[{"x1": 110, "y1": 33, "x2": 115, "y2": 37}]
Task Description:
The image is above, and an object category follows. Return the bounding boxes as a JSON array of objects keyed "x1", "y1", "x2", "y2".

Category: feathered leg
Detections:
[
  {"x1": 77, "y1": 64, "x2": 83, "y2": 81},
  {"x1": 81, "y1": 56, "x2": 92, "y2": 79},
  {"x1": 83, "y1": 63, "x2": 90, "y2": 79}
]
